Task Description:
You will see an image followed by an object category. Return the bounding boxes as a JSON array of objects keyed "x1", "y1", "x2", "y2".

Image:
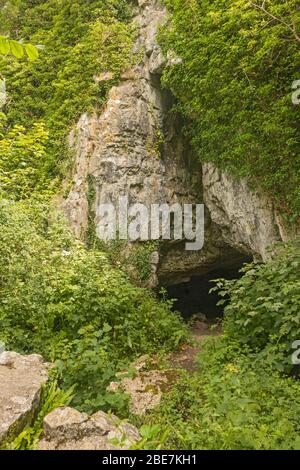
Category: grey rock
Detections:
[
  {"x1": 62, "y1": 0, "x2": 214, "y2": 287},
  {"x1": 202, "y1": 162, "x2": 294, "y2": 260},
  {"x1": 108, "y1": 356, "x2": 177, "y2": 416},
  {"x1": 38, "y1": 407, "x2": 140, "y2": 450},
  {"x1": 63, "y1": 0, "x2": 292, "y2": 287},
  {"x1": 43, "y1": 407, "x2": 91, "y2": 441},
  {"x1": 0, "y1": 352, "x2": 49, "y2": 446}
]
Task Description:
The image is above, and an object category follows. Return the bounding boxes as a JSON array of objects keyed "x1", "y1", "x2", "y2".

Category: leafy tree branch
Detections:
[{"x1": 0, "y1": 36, "x2": 39, "y2": 59}]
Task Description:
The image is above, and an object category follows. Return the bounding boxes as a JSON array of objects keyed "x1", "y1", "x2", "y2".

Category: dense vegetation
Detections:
[
  {"x1": 0, "y1": 112, "x2": 48, "y2": 198},
  {"x1": 216, "y1": 242, "x2": 300, "y2": 372},
  {"x1": 142, "y1": 345, "x2": 300, "y2": 450},
  {"x1": 160, "y1": 0, "x2": 300, "y2": 220},
  {"x1": 0, "y1": 0, "x2": 135, "y2": 195},
  {"x1": 139, "y1": 242, "x2": 300, "y2": 450},
  {"x1": 0, "y1": 0, "x2": 187, "y2": 418},
  {"x1": 0, "y1": 199, "x2": 186, "y2": 414}
]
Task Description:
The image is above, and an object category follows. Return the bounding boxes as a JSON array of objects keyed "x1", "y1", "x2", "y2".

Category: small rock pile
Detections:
[
  {"x1": 0, "y1": 351, "x2": 140, "y2": 450},
  {"x1": 108, "y1": 356, "x2": 179, "y2": 416},
  {"x1": 38, "y1": 407, "x2": 140, "y2": 450}
]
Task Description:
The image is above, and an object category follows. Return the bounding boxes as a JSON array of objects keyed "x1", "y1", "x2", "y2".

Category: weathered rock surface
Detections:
[
  {"x1": 64, "y1": 0, "x2": 194, "y2": 242},
  {"x1": 0, "y1": 352, "x2": 49, "y2": 446},
  {"x1": 38, "y1": 407, "x2": 140, "y2": 450},
  {"x1": 108, "y1": 356, "x2": 178, "y2": 416},
  {"x1": 63, "y1": 0, "x2": 290, "y2": 285},
  {"x1": 202, "y1": 162, "x2": 292, "y2": 260},
  {"x1": 62, "y1": 0, "x2": 240, "y2": 286}
]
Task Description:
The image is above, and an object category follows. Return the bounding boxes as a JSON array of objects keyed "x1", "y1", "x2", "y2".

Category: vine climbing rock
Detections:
[
  {"x1": 0, "y1": 351, "x2": 50, "y2": 446},
  {"x1": 38, "y1": 407, "x2": 140, "y2": 450}
]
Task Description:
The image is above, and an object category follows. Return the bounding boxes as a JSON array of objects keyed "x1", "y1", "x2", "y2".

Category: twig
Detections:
[{"x1": 249, "y1": 1, "x2": 300, "y2": 44}]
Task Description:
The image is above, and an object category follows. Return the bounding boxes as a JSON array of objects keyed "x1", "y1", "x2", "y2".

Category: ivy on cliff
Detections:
[
  {"x1": 160, "y1": 0, "x2": 300, "y2": 220},
  {"x1": 0, "y1": 0, "x2": 135, "y2": 196}
]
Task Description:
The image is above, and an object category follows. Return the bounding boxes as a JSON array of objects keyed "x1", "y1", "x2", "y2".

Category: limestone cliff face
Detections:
[
  {"x1": 202, "y1": 163, "x2": 293, "y2": 261},
  {"x1": 64, "y1": 0, "x2": 192, "y2": 237},
  {"x1": 63, "y1": 0, "x2": 289, "y2": 286}
]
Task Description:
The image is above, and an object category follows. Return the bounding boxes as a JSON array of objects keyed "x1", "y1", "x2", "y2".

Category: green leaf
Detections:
[
  {"x1": 25, "y1": 43, "x2": 39, "y2": 61},
  {"x1": 103, "y1": 323, "x2": 112, "y2": 333},
  {"x1": 9, "y1": 40, "x2": 24, "y2": 59},
  {"x1": 0, "y1": 37, "x2": 10, "y2": 55}
]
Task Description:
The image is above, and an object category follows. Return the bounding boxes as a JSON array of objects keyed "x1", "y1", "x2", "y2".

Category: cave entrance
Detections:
[{"x1": 164, "y1": 256, "x2": 252, "y2": 321}]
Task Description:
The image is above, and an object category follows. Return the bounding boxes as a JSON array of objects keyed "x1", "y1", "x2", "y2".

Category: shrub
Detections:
[
  {"x1": 0, "y1": 112, "x2": 49, "y2": 198},
  {"x1": 0, "y1": 199, "x2": 186, "y2": 414},
  {"x1": 141, "y1": 339, "x2": 300, "y2": 450},
  {"x1": 138, "y1": 243, "x2": 300, "y2": 450},
  {"x1": 212, "y1": 242, "x2": 300, "y2": 371}
]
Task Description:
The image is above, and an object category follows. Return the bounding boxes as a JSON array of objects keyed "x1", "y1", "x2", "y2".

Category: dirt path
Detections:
[
  {"x1": 168, "y1": 320, "x2": 222, "y2": 372},
  {"x1": 108, "y1": 320, "x2": 222, "y2": 416}
]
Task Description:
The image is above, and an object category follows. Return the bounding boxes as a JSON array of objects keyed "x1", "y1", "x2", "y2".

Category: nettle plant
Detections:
[{"x1": 211, "y1": 241, "x2": 300, "y2": 371}]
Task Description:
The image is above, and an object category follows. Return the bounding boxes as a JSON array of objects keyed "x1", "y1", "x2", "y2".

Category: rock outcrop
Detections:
[
  {"x1": 0, "y1": 352, "x2": 49, "y2": 446},
  {"x1": 63, "y1": 0, "x2": 290, "y2": 286},
  {"x1": 202, "y1": 162, "x2": 291, "y2": 261},
  {"x1": 63, "y1": 0, "x2": 200, "y2": 242},
  {"x1": 38, "y1": 407, "x2": 140, "y2": 450},
  {"x1": 0, "y1": 351, "x2": 140, "y2": 450},
  {"x1": 108, "y1": 355, "x2": 178, "y2": 416}
]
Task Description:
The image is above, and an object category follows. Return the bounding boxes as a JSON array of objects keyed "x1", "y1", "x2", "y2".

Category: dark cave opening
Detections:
[{"x1": 165, "y1": 256, "x2": 252, "y2": 321}]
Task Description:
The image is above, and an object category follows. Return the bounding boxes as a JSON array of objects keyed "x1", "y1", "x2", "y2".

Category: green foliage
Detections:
[
  {"x1": 0, "y1": 199, "x2": 186, "y2": 414},
  {"x1": 0, "y1": 112, "x2": 49, "y2": 198},
  {"x1": 132, "y1": 424, "x2": 170, "y2": 450},
  {"x1": 138, "y1": 243, "x2": 300, "y2": 450},
  {"x1": 0, "y1": 0, "x2": 134, "y2": 189},
  {"x1": 212, "y1": 241, "x2": 300, "y2": 372},
  {"x1": 1, "y1": 0, "x2": 299, "y2": 451},
  {"x1": 132, "y1": 242, "x2": 159, "y2": 282},
  {"x1": 86, "y1": 173, "x2": 97, "y2": 249},
  {"x1": 160, "y1": 0, "x2": 300, "y2": 219},
  {"x1": 0, "y1": 35, "x2": 39, "y2": 60},
  {"x1": 142, "y1": 341, "x2": 300, "y2": 450},
  {"x1": 89, "y1": 239, "x2": 160, "y2": 285}
]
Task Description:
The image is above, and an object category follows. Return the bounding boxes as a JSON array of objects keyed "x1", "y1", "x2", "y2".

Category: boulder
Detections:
[
  {"x1": 0, "y1": 352, "x2": 49, "y2": 446},
  {"x1": 38, "y1": 407, "x2": 140, "y2": 450}
]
